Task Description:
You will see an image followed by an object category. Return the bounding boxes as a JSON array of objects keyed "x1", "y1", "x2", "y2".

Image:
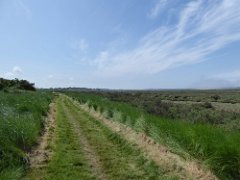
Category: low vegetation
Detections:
[
  {"x1": 82, "y1": 90, "x2": 240, "y2": 131},
  {"x1": 65, "y1": 91, "x2": 240, "y2": 179},
  {"x1": 0, "y1": 91, "x2": 52, "y2": 179}
]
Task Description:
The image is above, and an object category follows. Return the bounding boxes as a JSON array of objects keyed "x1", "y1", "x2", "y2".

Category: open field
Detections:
[{"x1": 1, "y1": 90, "x2": 240, "y2": 179}]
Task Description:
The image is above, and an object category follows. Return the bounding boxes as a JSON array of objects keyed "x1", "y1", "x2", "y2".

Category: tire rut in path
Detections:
[
  {"x1": 71, "y1": 100, "x2": 217, "y2": 180},
  {"x1": 61, "y1": 101, "x2": 108, "y2": 180}
]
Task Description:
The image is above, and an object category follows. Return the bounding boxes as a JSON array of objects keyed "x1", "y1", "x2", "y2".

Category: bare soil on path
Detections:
[{"x1": 28, "y1": 102, "x2": 56, "y2": 169}]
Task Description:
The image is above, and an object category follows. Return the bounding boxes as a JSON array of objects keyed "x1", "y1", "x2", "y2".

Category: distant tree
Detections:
[
  {"x1": 0, "y1": 78, "x2": 8, "y2": 89},
  {"x1": 19, "y1": 80, "x2": 36, "y2": 91},
  {"x1": 0, "y1": 78, "x2": 36, "y2": 91}
]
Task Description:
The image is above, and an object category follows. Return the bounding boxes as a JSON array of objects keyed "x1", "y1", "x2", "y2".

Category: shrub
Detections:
[
  {"x1": 201, "y1": 102, "x2": 213, "y2": 109},
  {"x1": 211, "y1": 95, "x2": 221, "y2": 101}
]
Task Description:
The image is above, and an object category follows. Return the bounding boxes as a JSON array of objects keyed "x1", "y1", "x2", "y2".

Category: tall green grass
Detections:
[
  {"x1": 66, "y1": 92, "x2": 240, "y2": 179},
  {"x1": 0, "y1": 91, "x2": 53, "y2": 179}
]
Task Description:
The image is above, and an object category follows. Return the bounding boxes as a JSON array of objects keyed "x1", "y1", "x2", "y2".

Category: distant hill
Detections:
[{"x1": 0, "y1": 78, "x2": 36, "y2": 91}]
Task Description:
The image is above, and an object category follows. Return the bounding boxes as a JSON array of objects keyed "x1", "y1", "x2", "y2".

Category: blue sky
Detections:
[{"x1": 0, "y1": 0, "x2": 240, "y2": 89}]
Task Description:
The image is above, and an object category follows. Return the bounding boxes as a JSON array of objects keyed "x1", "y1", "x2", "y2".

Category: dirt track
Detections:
[{"x1": 28, "y1": 102, "x2": 56, "y2": 169}]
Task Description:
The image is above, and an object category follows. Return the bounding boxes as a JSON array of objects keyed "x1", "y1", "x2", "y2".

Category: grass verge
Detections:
[{"x1": 0, "y1": 91, "x2": 52, "y2": 179}]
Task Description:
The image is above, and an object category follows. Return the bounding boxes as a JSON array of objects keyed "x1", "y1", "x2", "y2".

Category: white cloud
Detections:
[
  {"x1": 93, "y1": 51, "x2": 110, "y2": 68},
  {"x1": 73, "y1": 39, "x2": 89, "y2": 52},
  {"x1": 93, "y1": 0, "x2": 240, "y2": 77},
  {"x1": 13, "y1": 66, "x2": 22, "y2": 74},
  {"x1": 69, "y1": 77, "x2": 74, "y2": 81},
  {"x1": 148, "y1": 0, "x2": 167, "y2": 19},
  {"x1": 4, "y1": 66, "x2": 23, "y2": 78},
  {"x1": 48, "y1": 74, "x2": 54, "y2": 79}
]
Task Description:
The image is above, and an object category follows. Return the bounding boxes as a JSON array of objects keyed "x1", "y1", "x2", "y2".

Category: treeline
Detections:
[{"x1": 0, "y1": 78, "x2": 36, "y2": 91}]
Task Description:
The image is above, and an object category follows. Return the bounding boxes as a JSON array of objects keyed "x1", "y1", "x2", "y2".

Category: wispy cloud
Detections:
[
  {"x1": 16, "y1": 0, "x2": 32, "y2": 18},
  {"x1": 93, "y1": 51, "x2": 110, "y2": 68},
  {"x1": 72, "y1": 39, "x2": 89, "y2": 53},
  {"x1": 48, "y1": 74, "x2": 54, "y2": 79},
  {"x1": 213, "y1": 71, "x2": 240, "y2": 82},
  {"x1": 4, "y1": 66, "x2": 23, "y2": 78},
  {"x1": 13, "y1": 66, "x2": 22, "y2": 74},
  {"x1": 193, "y1": 70, "x2": 240, "y2": 89},
  {"x1": 148, "y1": 0, "x2": 167, "y2": 19},
  {"x1": 93, "y1": 0, "x2": 240, "y2": 77}
]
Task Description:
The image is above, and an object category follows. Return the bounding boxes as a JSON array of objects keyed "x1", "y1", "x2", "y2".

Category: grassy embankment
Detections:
[
  {"x1": 66, "y1": 91, "x2": 240, "y2": 180},
  {"x1": 0, "y1": 91, "x2": 52, "y2": 179}
]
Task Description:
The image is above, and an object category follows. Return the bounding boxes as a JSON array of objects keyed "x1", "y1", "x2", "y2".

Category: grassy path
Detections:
[
  {"x1": 61, "y1": 99, "x2": 107, "y2": 180},
  {"x1": 25, "y1": 95, "x2": 174, "y2": 179},
  {"x1": 25, "y1": 96, "x2": 95, "y2": 179}
]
